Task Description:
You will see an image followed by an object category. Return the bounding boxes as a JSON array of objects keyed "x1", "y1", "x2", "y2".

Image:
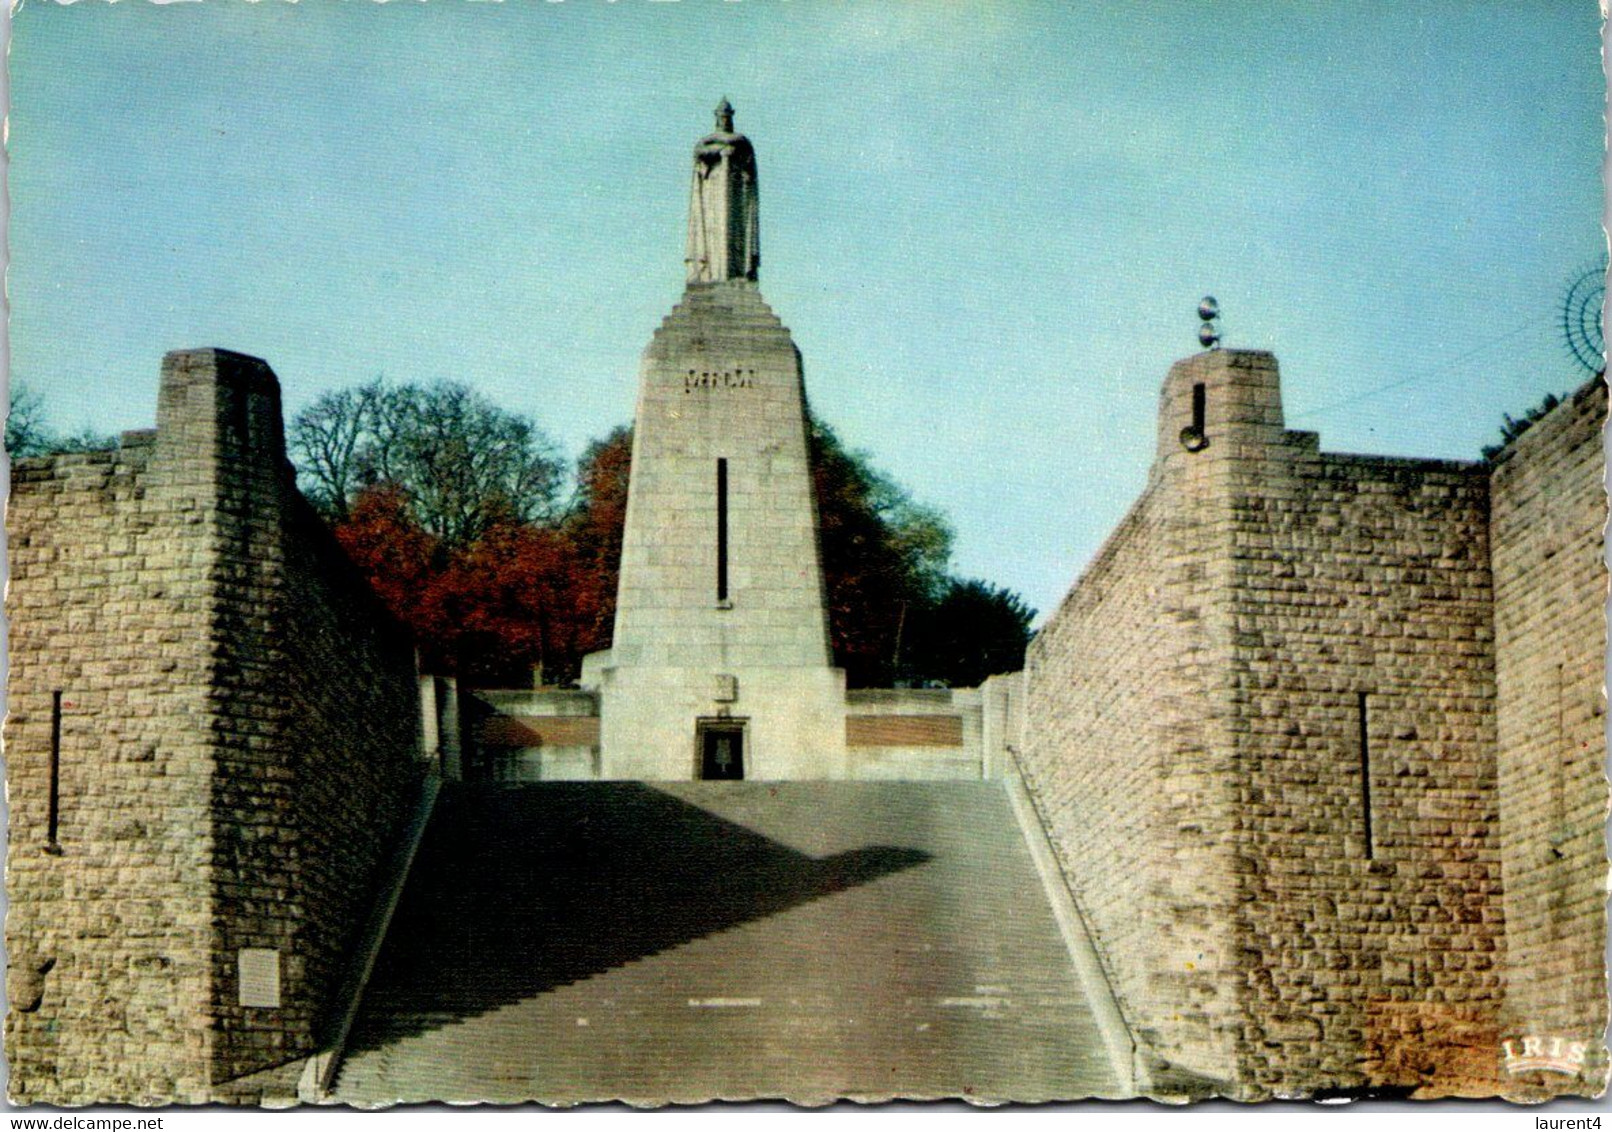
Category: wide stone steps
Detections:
[{"x1": 333, "y1": 780, "x2": 1120, "y2": 1106}]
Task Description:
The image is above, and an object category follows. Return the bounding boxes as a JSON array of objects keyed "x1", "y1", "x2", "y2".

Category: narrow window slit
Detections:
[
  {"x1": 47, "y1": 691, "x2": 63, "y2": 855},
  {"x1": 716, "y1": 458, "x2": 729, "y2": 603},
  {"x1": 1358, "y1": 691, "x2": 1373, "y2": 860},
  {"x1": 1192, "y1": 382, "x2": 1207, "y2": 435},
  {"x1": 1551, "y1": 663, "x2": 1568, "y2": 859}
]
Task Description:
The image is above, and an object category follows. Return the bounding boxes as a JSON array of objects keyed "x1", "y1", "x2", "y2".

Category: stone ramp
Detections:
[{"x1": 334, "y1": 781, "x2": 1122, "y2": 1106}]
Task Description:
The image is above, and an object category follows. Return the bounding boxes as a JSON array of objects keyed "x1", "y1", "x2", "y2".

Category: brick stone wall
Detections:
[
  {"x1": 6, "y1": 434, "x2": 218, "y2": 1103},
  {"x1": 276, "y1": 495, "x2": 422, "y2": 1068},
  {"x1": 1217, "y1": 370, "x2": 1501, "y2": 1096},
  {"x1": 1490, "y1": 378, "x2": 1608, "y2": 1092},
  {"x1": 6, "y1": 349, "x2": 422, "y2": 1103},
  {"x1": 1019, "y1": 375, "x2": 1243, "y2": 1088},
  {"x1": 1020, "y1": 350, "x2": 1521, "y2": 1098}
]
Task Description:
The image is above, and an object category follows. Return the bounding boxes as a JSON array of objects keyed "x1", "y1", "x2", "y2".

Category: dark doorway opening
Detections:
[{"x1": 698, "y1": 720, "x2": 746, "y2": 780}]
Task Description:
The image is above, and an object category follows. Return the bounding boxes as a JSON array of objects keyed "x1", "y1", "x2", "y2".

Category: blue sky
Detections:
[{"x1": 8, "y1": 0, "x2": 1606, "y2": 618}]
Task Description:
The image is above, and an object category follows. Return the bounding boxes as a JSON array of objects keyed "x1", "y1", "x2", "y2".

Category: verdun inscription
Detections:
[{"x1": 682, "y1": 368, "x2": 757, "y2": 391}]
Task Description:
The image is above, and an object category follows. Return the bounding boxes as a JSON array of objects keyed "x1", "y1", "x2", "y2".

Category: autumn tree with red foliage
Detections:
[
  {"x1": 437, "y1": 522, "x2": 595, "y2": 686},
  {"x1": 332, "y1": 482, "x2": 445, "y2": 637},
  {"x1": 332, "y1": 484, "x2": 604, "y2": 684},
  {"x1": 562, "y1": 425, "x2": 633, "y2": 651}
]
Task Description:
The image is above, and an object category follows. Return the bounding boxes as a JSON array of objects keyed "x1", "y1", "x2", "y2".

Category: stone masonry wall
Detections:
[
  {"x1": 1490, "y1": 377, "x2": 1608, "y2": 1094},
  {"x1": 1021, "y1": 350, "x2": 1511, "y2": 1098},
  {"x1": 166, "y1": 349, "x2": 424, "y2": 1089},
  {"x1": 6, "y1": 349, "x2": 422, "y2": 1103},
  {"x1": 210, "y1": 495, "x2": 422, "y2": 1089},
  {"x1": 1019, "y1": 416, "x2": 1244, "y2": 1089},
  {"x1": 6, "y1": 435, "x2": 218, "y2": 1103},
  {"x1": 1221, "y1": 415, "x2": 1502, "y2": 1097}
]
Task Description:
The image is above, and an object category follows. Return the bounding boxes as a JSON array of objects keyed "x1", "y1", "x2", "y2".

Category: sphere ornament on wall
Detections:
[{"x1": 1198, "y1": 295, "x2": 1221, "y2": 350}]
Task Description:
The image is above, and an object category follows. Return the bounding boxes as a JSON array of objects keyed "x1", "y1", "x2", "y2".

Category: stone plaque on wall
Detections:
[{"x1": 237, "y1": 948, "x2": 281, "y2": 1009}]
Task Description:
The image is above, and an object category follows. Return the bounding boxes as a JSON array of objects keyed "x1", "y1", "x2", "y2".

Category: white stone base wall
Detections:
[{"x1": 597, "y1": 664, "x2": 847, "y2": 780}]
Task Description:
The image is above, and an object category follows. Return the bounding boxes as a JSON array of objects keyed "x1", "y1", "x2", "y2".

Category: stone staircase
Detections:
[{"x1": 333, "y1": 781, "x2": 1121, "y2": 1106}]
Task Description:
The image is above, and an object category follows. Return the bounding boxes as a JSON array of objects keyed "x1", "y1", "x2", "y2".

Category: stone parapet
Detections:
[
  {"x1": 1018, "y1": 350, "x2": 1593, "y2": 1099},
  {"x1": 5, "y1": 349, "x2": 422, "y2": 1104}
]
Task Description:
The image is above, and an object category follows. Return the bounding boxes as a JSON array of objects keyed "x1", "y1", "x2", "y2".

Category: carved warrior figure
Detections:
[{"x1": 685, "y1": 98, "x2": 760, "y2": 283}]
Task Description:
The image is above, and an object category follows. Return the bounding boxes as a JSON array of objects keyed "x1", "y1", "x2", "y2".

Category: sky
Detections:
[{"x1": 7, "y1": 0, "x2": 1606, "y2": 620}]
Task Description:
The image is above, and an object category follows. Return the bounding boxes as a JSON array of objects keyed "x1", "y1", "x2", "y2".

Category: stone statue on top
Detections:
[{"x1": 685, "y1": 99, "x2": 760, "y2": 284}]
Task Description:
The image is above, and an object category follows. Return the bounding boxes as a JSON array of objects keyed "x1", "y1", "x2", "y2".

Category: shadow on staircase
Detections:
[{"x1": 345, "y1": 782, "x2": 930, "y2": 1057}]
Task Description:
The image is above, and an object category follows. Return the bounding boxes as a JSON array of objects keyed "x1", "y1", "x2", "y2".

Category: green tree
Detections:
[
  {"x1": 1481, "y1": 390, "x2": 1566, "y2": 460},
  {"x1": 904, "y1": 578, "x2": 1036, "y2": 689},
  {"x1": 809, "y1": 416, "x2": 953, "y2": 686}
]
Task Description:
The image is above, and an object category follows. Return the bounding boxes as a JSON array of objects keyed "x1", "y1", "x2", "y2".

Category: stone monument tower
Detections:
[{"x1": 590, "y1": 102, "x2": 848, "y2": 780}]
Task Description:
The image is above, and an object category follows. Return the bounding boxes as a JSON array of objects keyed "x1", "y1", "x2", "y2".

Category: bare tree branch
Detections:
[{"x1": 289, "y1": 378, "x2": 564, "y2": 545}]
